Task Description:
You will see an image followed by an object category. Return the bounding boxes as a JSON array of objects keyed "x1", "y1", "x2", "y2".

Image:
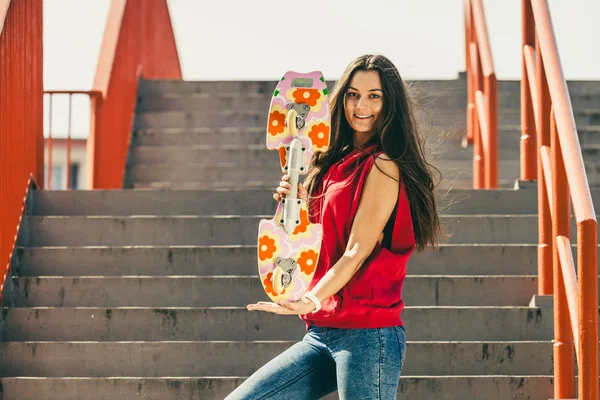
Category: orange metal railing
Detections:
[
  {"x1": 2, "y1": 0, "x2": 181, "y2": 301},
  {"x1": 44, "y1": 90, "x2": 102, "y2": 189},
  {"x1": 0, "y1": 0, "x2": 43, "y2": 302},
  {"x1": 463, "y1": 0, "x2": 498, "y2": 189},
  {"x1": 521, "y1": 1, "x2": 598, "y2": 399},
  {"x1": 89, "y1": 0, "x2": 182, "y2": 189}
]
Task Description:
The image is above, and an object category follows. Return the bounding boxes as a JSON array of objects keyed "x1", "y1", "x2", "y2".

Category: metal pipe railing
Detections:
[
  {"x1": 523, "y1": 1, "x2": 599, "y2": 398},
  {"x1": 44, "y1": 90, "x2": 102, "y2": 189},
  {"x1": 463, "y1": 0, "x2": 498, "y2": 189}
]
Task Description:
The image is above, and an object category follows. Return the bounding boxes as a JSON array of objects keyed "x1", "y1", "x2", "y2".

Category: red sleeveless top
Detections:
[{"x1": 300, "y1": 144, "x2": 416, "y2": 329}]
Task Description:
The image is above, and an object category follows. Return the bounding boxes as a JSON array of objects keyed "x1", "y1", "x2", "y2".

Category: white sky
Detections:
[{"x1": 42, "y1": 0, "x2": 600, "y2": 138}]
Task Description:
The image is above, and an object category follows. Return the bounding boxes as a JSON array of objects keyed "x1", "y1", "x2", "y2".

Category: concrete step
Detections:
[
  {"x1": 500, "y1": 125, "x2": 600, "y2": 148},
  {"x1": 124, "y1": 162, "x2": 283, "y2": 184},
  {"x1": 137, "y1": 79, "x2": 470, "y2": 97},
  {"x1": 9, "y1": 275, "x2": 546, "y2": 307},
  {"x1": 132, "y1": 108, "x2": 600, "y2": 130},
  {"x1": 127, "y1": 143, "x2": 481, "y2": 165},
  {"x1": 0, "y1": 376, "x2": 555, "y2": 400},
  {"x1": 30, "y1": 188, "x2": 544, "y2": 216},
  {"x1": 0, "y1": 307, "x2": 554, "y2": 341},
  {"x1": 137, "y1": 92, "x2": 271, "y2": 112},
  {"x1": 128, "y1": 144, "x2": 280, "y2": 165},
  {"x1": 138, "y1": 78, "x2": 600, "y2": 98},
  {"x1": 139, "y1": 79, "x2": 281, "y2": 97},
  {"x1": 134, "y1": 109, "x2": 495, "y2": 131},
  {"x1": 22, "y1": 215, "x2": 576, "y2": 246},
  {"x1": 135, "y1": 86, "x2": 600, "y2": 113},
  {"x1": 123, "y1": 160, "x2": 522, "y2": 185},
  {"x1": 133, "y1": 109, "x2": 268, "y2": 129},
  {"x1": 128, "y1": 109, "x2": 442, "y2": 130},
  {"x1": 130, "y1": 125, "x2": 600, "y2": 151},
  {"x1": 130, "y1": 126, "x2": 469, "y2": 148},
  {"x1": 126, "y1": 181, "x2": 521, "y2": 190},
  {"x1": 123, "y1": 149, "x2": 600, "y2": 188},
  {"x1": 418, "y1": 109, "x2": 600, "y2": 129},
  {"x1": 0, "y1": 341, "x2": 557, "y2": 377},
  {"x1": 128, "y1": 180, "x2": 282, "y2": 190},
  {"x1": 127, "y1": 143, "x2": 577, "y2": 166},
  {"x1": 132, "y1": 127, "x2": 267, "y2": 146},
  {"x1": 14, "y1": 244, "x2": 545, "y2": 277},
  {"x1": 417, "y1": 89, "x2": 600, "y2": 110}
]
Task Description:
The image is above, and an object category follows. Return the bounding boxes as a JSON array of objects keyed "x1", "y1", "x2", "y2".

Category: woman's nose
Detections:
[{"x1": 356, "y1": 97, "x2": 369, "y2": 111}]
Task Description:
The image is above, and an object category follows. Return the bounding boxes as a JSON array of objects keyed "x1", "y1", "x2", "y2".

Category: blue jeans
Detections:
[{"x1": 225, "y1": 324, "x2": 406, "y2": 400}]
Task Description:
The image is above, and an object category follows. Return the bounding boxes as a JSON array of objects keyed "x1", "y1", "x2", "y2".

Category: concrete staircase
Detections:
[{"x1": 1, "y1": 75, "x2": 599, "y2": 399}]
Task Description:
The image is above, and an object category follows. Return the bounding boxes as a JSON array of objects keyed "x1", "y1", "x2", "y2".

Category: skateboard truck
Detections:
[
  {"x1": 271, "y1": 257, "x2": 298, "y2": 295},
  {"x1": 286, "y1": 102, "x2": 310, "y2": 130}
]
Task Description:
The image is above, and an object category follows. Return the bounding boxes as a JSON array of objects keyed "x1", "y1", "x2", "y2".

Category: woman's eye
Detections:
[
  {"x1": 370, "y1": 94, "x2": 381, "y2": 99},
  {"x1": 347, "y1": 92, "x2": 357, "y2": 97}
]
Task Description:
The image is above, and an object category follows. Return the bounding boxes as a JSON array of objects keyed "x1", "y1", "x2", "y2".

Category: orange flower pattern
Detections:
[
  {"x1": 293, "y1": 208, "x2": 310, "y2": 235},
  {"x1": 292, "y1": 89, "x2": 320, "y2": 107},
  {"x1": 298, "y1": 250, "x2": 318, "y2": 275},
  {"x1": 278, "y1": 147, "x2": 287, "y2": 169},
  {"x1": 308, "y1": 123, "x2": 330, "y2": 149},
  {"x1": 268, "y1": 110, "x2": 286, "y2": 136},
  {"x1": 258, "y1": 235, "x2": 276, "y2": 261}
]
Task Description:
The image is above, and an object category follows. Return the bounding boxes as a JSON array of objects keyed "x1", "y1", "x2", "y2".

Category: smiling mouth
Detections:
[{"x1": 354, "y1": 114, "x2": 373, "y2": 119}]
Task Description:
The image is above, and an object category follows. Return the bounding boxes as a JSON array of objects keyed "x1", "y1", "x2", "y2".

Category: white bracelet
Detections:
[{"x1": 302, "y1": 291, "x2": 322, "y2": 313}]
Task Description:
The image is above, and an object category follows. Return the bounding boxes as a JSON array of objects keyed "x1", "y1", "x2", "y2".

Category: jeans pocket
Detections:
[{"x1": 393, "y1": 325, "x2": 407, "y2": 371}]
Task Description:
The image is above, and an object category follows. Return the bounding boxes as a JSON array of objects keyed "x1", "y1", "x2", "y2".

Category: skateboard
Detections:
[{"x1": 257, "y1": 71, "x2": 331, "y2": 303}]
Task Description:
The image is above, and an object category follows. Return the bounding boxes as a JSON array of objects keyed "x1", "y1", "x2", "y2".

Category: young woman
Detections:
[{"x1": 226, "y1": 54, "x2": 442, "y2": 400}]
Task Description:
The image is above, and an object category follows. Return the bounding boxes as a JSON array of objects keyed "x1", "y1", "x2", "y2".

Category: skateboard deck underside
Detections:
[{"x1": 258, "y1": 71, "x2": 331, "y2": 302}]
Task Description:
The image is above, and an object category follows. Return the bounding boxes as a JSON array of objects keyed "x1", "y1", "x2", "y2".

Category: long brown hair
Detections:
[{"x1": 304, "y1": 54, "x2": 443, "y2": 251}]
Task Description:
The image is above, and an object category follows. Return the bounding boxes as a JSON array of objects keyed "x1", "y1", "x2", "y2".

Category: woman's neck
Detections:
[{"x1": 353, "y1": 131, "x2": 376, "y2": 148}]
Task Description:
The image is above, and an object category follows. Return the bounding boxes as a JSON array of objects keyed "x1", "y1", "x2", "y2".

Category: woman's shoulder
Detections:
[{"x1": 371, "y1": 152, "x2": 400, "y2": 181}]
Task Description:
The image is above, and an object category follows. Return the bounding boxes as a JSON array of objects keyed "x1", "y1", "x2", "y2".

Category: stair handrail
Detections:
[
  {"x1": 89, "y1": 0, "x2": 182, "y2": 189},
  {"x1": 463, "y1": 0, "x2": 498, "y2": 189},
  {"x1": 0, "y1": 0, "x2": 43, "y2": 302},
  {"x1": 522, "y1": 1, "x2": 598, "y2": 399}
]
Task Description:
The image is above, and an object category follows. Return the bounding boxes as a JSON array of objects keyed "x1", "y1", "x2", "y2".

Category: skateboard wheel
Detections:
[{"x1": 272, "y1": 267, "x2": 285, "y2": 295}]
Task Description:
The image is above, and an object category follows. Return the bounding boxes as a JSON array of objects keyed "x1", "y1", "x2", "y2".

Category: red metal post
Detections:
[
  {"x1": 47, "y1": 95, "x2": 54, "y2": 189},
  {"x1": 577, "y1": 219, "x2": 599, "y2": 400},
  {"x1": 520, "y1": 0, "x2": 536, "y2": 180},
  {"x1": 66, "y1": 94, "x2": 73, "y2": 189},
  {"x1": 536, "y1": 38, "x2": 553, "y2": 295},
  {"x1": 550, "y1": 109, "x2": 575, "y2": 398},
  {"x1": 464, "y1": 0, "x2": 475, "y2": 146},
  {"x1": 87, "y1": 93, "x2": 102, "y2": 189},
  {"x1": 484, "y1": 74, "x2": 498, "y2": 188},
  {"x1": 470, "y1": 44, "x2": 484, "y2": 189}
]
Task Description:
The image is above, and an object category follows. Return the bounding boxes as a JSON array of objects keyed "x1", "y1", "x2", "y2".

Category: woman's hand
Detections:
[
  {"x1": 247, "y1": 298, "x2": 316, "y2": 315},
  {"x1": 273, "y1": 175, "x2": 308, "y2": 202}
]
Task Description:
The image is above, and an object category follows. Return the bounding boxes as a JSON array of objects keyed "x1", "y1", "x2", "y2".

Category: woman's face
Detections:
[{"x1": 343, "y1": 70, "x2": 383, "y2": 145}]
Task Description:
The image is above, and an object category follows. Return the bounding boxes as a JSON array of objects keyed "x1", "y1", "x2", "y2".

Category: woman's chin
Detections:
[{"x1": 351, "y1": 124, "x2": 374, "y2": 134}]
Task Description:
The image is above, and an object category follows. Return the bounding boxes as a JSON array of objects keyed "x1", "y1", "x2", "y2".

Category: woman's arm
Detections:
[
  {"x1": 306, "y1": 155, "x2": 400, "y2": 309},
  {"x1": 247, "y1": 155, "x2": 400, "y2": 315}
]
